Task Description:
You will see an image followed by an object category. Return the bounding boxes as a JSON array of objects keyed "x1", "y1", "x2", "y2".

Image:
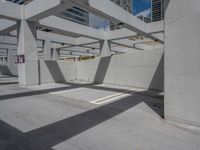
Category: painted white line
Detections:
[
  {"x1": 91, "y1": 92, "x2": 133, "y2": 105},
  {"x1": 90, "y1": 92, "x2": 125, "y2": 103},
  {"x1": 50, "y1": 87, "x2": 84, "y2": 95},
  {"x1": 90, "y1": 88, "x2": 137, "y2": 105}
]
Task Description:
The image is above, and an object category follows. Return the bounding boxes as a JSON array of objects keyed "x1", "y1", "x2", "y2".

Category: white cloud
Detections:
[{"x1": 136, "y1": 8, "x2": 151, "y2": 18}]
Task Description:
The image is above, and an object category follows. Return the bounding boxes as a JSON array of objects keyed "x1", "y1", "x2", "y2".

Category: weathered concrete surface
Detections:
[
  {"x1": 0, "y1": 76, "x2": 199, "y2": 150},
  {"x1": 22, "y1": 47, "x2": 163, "y2": 91},
  {"x1": 165, "y1": 0, "x2": 200, "y2": 126},
  {"x1": 17, "y1": 20, "x2": 39, "y2": 86},
  {"x1": 77, "y1": 48, "x2": 164, "y2": 91},
  {"x1": 39, "y1": 60, "x2": 76, "y2": 84}
]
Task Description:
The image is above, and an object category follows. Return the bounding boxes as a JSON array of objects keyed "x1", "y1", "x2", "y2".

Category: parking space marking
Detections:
[
  {"x1": 50, "y1": 87, "x2": 84, "y2": 95},
  {"x1": 91, "y1": 93, "x2": 133, "y2": 105},
  {"x1": 90, "y1": 88, "x2": 140, "y2": 105},
  {"x1": 90, "y1": 92, "x2": 125, "y2": 103}
]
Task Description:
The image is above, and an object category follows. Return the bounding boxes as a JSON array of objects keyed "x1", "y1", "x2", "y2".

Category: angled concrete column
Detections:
[
  {"x1": 43, "y1": 39, "x2": 51, "y2": 60},
  {"x1": 17, "y1": 20, "x2": 39, "y2": 85},
  {"x1": 165, "y1": 0, "x2": 200, "y2": 126},
  {"x1": 52, "y1": 43, "x2": 60, "y2": 60},
  {"x1": 100, "y1": 40, "x2": 111, "y2": 57}
]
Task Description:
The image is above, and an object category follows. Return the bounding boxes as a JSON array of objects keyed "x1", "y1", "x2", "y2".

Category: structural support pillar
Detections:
[
  {"x1": 7, "y1": 49, "x2": 15, "y2": 75},
  {"x1": 2, "y1": 57, "x2": 7, "y2": 65},
  {"x1": 100, "y1": 40, "x2": 111, "y2": 57},
  {"x1": 7, "y1": 49, "x2": 14, "y2": 67},
  {"x1": 52, "y1": 43, "x2": 60, "y2": 60},
  {"x1": 43, "y1": 39, "x2": 52, "y2": 60},
  {"x1": 17, "y1": 20, "x2": 39, "y2": 85}
]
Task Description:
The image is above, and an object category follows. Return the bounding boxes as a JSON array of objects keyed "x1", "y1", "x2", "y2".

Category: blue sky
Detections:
[{"x1": 132, "y1": 0, "x2": 151, "y2": 15}]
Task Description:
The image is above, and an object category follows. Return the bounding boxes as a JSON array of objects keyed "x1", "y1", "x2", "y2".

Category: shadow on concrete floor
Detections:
[
  {"x1": 93, "y1": 56, "x2": 111, "y2": 84},
  {"x1": 0, "y1": 82, "x2": 18, "y2": 85},
  {"x1": 44, "y1": 61, "x2": 66, "y2": 83},
  {"x1": 0, "y1": 80, "x2": 164, "y2": 118},
  {"x1": 0, "y1": 93, "x2": 153, "y2": 150}
]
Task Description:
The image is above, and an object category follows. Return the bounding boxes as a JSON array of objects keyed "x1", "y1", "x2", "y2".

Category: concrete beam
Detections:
[
  {"x1": 25, "y1": 0, "x2": 74, "y2": 21},
  {"x1": 0, "y1": 30, "x2": 75, "y2": 48},
  {"x1": 37, "y1": 30, "x2": 76, "y2": 45},
  {"x1": 106, "y1": 28, "x2": 137, "y2": 40},
  {"x1": 111, "y1": 38, "x2": 152, "y2": 48},
  {"x1": 0, "y1": 19, "x2": 16, "y2": 33},
  {"x1": 76, "y1": 37, "x2": 98, "y2": 45},
  {"x1": 0, "y1": 1, "x2": 21, "y2": 21},
  {"x1": 0, "y1": 35, "x2": 43, "y2": 48},
  {"x1": 146, "y1": 21, "x2": 164, "y2": 34},
  {"x1": 70, "y1": 0, "x2": 163, "y2": 41},
  {"x1": 39, "y1": 16, "x2": 105, "y2": 40},
  {"x1": 0, "y1": 24, "x2": 17, "y2": 35}
]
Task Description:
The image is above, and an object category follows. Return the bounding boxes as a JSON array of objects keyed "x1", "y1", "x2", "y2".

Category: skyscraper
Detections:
[
  {"x1": 61, "y1": 7, "x2": 89, "y2": 26},
  {"x1": 151, "y1": 0, "x2": 164, "y2": 22},
  {"x1": 110, "y1": 0, "x2": 133, "y2": 30}
]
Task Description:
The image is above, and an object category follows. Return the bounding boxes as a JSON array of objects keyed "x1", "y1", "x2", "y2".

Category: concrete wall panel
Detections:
[
  {"x1": 39, "y1": 60, "x2": 75, "y2": 84},
  {"x1": 165, "y1": 0, "x2": 200, "y2": 126},
  {"x1": 77, "y1": 48, "x2": 164, "y2": 91}
]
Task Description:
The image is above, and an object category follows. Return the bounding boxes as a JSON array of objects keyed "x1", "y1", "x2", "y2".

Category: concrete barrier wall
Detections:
[
  {"x1": 1, "y1": 48, "x2": 164, "y2": 92},
  {"x1": 0, "y1": 64, "x2": 18, "y2": 76},
  {"x1": 39, "y1": 60, "x2": 75, "y2": 84},
  {"x1": 77, "y1": 48, "x2": 164, "y2": 91}
]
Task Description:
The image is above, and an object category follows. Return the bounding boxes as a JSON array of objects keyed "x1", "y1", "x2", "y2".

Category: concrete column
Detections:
[
  {"x1": 165, "y1": 0, "x2": 200, "y2": 126},
  {"x1": 2, "y1": 57, "x2": 7, "y2": 65},
  {"x1": 100, "y1": 40, "x2": 111, "y2": 57},
  {"x1": 7, "y1": 49, "x2": 15, "y2": 75},
  {"x1": 17, "y1": 19, "x2": 39, "y2": 85},
  {"x1": 7, "y1": 49, "x2": 14, "y2": 67},
  {"x1": 43, "y1": 39, "x2": 51, "y2": 60},
  {"x1": 52, "y1": 43, "x2": 60, "y2": 60}
]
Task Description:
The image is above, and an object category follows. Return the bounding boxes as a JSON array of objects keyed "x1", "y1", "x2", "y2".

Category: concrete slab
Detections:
[
  {"x1": 51, "y1": 87, "x2": 120, "y2": 102},
  {"x1": 0, "y1": 77, "x2": 199, "y2": 150},
  {"x1": 53, "y1": 102, "x2": 200, "y2": 150}
]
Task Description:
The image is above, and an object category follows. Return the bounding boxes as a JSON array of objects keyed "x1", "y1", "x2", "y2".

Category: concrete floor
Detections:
[{"x1": 0, "y1": 75, "x2": 200, "y2": 150}]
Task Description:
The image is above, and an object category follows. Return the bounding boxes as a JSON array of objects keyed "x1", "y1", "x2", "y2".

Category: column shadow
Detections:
[
  {"x1": 44, "y1": 60, "x2": 66, "y2": 83},
  {"x1": 93, "y1": 56, "x2": 111, "y2": 84}
]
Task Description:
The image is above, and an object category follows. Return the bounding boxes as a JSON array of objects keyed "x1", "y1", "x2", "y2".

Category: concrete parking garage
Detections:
[{"x1": 0, "y1": 0, "x2": 200, "y2": 149}]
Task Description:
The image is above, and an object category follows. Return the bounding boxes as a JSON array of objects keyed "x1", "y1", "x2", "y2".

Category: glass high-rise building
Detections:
[
  {"x1": 61, "y1": 7, "x2": 89, "y2": 26},
  {"x1": 151, "y1": 0, "x2": 164, "y2": 22}
]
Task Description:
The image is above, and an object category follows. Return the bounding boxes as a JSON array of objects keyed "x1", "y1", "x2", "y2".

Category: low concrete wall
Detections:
[
  {"x1": 3, "y1": 48, "x2": 164, "y2": 92},
  {"x1": 0, "y1": 64, "x2": 18, "y2": 76},
  {"x1": 77, "y1": 48, "x2": 164, "y2": 91},
  {"x1": 39, "y1": 60, "x2": 76, "y2": 84}
]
